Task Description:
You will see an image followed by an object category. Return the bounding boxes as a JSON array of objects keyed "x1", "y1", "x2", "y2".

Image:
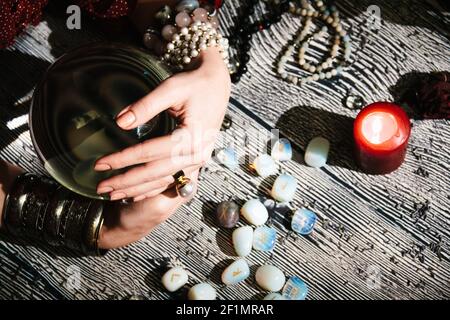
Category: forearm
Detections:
[
  {"x1": 200, "y1": 47, "x2": 230, "y2": 74},
  {"x1": 0, "y1": 161, "x2": 195, "y2": 252},
  {"x1": 0, "y1": 161, "x2": 23, "y2": 228}
]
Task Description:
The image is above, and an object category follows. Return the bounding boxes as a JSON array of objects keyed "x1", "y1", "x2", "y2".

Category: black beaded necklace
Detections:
[{"x1": 228, "y1": 0, "x2": 290, "y2": 83}]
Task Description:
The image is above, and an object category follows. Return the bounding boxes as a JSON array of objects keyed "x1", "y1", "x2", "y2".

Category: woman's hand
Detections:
[
  {"x1": 94, "y1": 48, "x2": 230, "y2": 201},
  {"x1": 0, "y1": 161, "x2": 197, "y2": 250},
  {"x1": 98, "y1": 170, "x2": 198, "y2": 249}
]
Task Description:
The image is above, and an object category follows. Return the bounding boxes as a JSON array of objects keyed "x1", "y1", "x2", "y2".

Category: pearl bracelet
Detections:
[{"x1": 162, "y1": 20, "x2": 230, "y2": 69}]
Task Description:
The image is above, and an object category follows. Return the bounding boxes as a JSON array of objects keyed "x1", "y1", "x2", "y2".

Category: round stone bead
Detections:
[
  {"x1": 263, "y1": 292, "x2": 286, "y2": 300},
  {"x1": 255, "y1": 265, "x2": 286, "y2": 292},
  {"x1": 232, "y1": 226, "x2": 253, "y2": 257},
  {"x1": 253, "y1": 226, "x2": 277, "y2": 251},
  {"x1": 271, "y1": 174, "x2": 298, "y2": 203},
  {"x1": 202, "y1": 3, "x2": 216, "y2": 15},
  {"x1": 176, "y1": 0, "x2": 199, "y2": 13},
  {"x1": 216, "y1": 147, "x2": 238, "y2": 171},
  {"x1": 252, "y1": 154, "x2": 278, "y2": 177},
  {"x1": 344, "y1": 94, "x2": 365, "y2": 110},
  {"x1": 215, "y1": 200, "x2": 240, "y2": 228},
  {"x1": 161, "y1": 266, "x2": 189, "y2": 292},
  {"x1": 175, "y1": 12, "x2": 191, "y2": 27},
  {"x1": 222, "y1": 259, "x2": 250, "y2": 285},
  {"x1": 282, "y1": 276, "x2": 308, "y2": 300},
  {"x1": 188, "y1": 283, "x2": 217, "y2": 300},
  {"x1": 240, "y1": 199, "x2": 269, "y2": 226},
  {"x1": 192, "y1": 7, "x2": 209, "y2": 22},
  {"x1": 304, "y1": 136, "x2": 330, "y2": 168},
  {"x1": 143, "y1": 32, "x2": 163, "y2": 52},
  {"x1": 162, "y1": 25, "x2": 177, "y2": 42},
  {"x1": 210, "y1": 15, "x2": 219, "y2": 29},
  {"x1": 154, "y1": 5, "x2": 172, "y2": 26},
  {"x1": 291, "y1": 208, "x2": 317, "y2": 235},
  {"x1": 221, "y1": 114, "x2": 232, "y2": 130},
  {"x1": 152, "y1": 40, "x2": 165, "y2": 56},
  {"x1": 271, "y1": 138, "x2": 292, "y2": 162}
]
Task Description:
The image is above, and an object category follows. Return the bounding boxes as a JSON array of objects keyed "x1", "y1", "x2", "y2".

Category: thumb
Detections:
[{"x1": 115, "y1": 78, "x2": 178, "y2": 130}]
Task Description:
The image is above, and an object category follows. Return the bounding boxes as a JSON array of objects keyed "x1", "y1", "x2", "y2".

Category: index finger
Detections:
[
  {"x1": 94, "y1": 127, "x2": 197, "y2": 171},
  {"x1": 115, "y1": 77, "x2": 181, "y2": 130}
]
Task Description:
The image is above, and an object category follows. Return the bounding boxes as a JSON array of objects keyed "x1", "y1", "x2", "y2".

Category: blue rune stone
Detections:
[
  {"x1": 253, "y1": 226, "x2": 277, "y2": 251},
  {"x1": 271, "y1": 138, "x2": 293, "y2": 162},
  {"x1": 282, "y1": 276, "x2": 308, "y2": 300},
  {"x1": 216, "y1": 147, "x2": 239, "y2": 171},
  {"x1": 291, "y1": 208, "x2": 317, "y2": 235}
]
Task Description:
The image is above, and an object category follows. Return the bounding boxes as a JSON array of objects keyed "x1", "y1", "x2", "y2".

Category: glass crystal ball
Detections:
[{"x1": 30, "y1": 43, "x2": 176, "y2": 199}]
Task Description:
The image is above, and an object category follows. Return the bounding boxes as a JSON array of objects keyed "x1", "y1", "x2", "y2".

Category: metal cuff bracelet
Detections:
[{"x1": 1, "y1": 173, "x2": 105, "y2": 256}]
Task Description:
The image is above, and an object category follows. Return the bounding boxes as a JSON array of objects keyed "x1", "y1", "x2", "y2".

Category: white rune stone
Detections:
[
  {"x1": 221, "y1": 259, "x2": 250, "y2": 285},
  {"x1": 271, "y1": 173, "x2": 298, "y2": 202},
  {"x1": 232, "y1": 226, "x2": 254, "y2": 257},
  {"x1": 240, "y1": 199, "x2": 269, "y2": 226},
  {"x1": 255, "y1": 265, "x2": 286, "y2": 292},
  {"x1": 304, "y1": 136, "x2": 330, "y2": 168},
  {"x1": 187, "y1": 283, "x2": 217, "y2": 300},
  {"x1": 271, "y1": 138, "x2": 293, "y2": 162},
  {"x1": 252, "y1": 154, "x2": 278, "y2": 177}
]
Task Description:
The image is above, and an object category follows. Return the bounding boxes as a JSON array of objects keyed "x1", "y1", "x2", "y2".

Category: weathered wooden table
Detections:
[{"x1": 0, "y1": 0, "x2": 449, "y2": 300}]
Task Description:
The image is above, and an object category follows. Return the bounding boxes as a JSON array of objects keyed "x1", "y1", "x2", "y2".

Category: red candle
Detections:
[{"x1": 353, "y1": 102, "x2": 411, "y2": 174}]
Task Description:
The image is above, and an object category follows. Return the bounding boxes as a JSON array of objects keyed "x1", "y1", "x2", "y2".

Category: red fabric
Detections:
[
  {"x1": 0, "y1": 0, "x2": 136, "y2": 49},
  {"x1": 199, "y1": 0, "x2": 223, "y2": 9},
  {"x1": 78, "y1": 0, "x2": 136, "y2": 18},
  {"x1": 414, "y1": 72, "x2": 450, "y2": 119}
]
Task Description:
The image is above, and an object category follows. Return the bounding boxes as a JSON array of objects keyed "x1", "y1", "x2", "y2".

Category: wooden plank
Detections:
[{"x1": 1, "y1": 98, "x2": 448, "y2": 299}]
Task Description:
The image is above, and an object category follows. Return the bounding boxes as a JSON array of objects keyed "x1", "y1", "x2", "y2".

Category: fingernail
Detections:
[
  {"x1": 134, "y1": 195, "x2": 146, "y2": 202},
  {"x1": 110, "y1": 192, "x2": 126, "y2": 201},
  {"x1": 116, "y1": 111, "x2": 136, "y2": 128},
  {"x1": 97, "y1": 186, "x2": 113, "y2": 194},
  {"x1": 94, "y1": 163, "x2": 111, "y2": 171}
]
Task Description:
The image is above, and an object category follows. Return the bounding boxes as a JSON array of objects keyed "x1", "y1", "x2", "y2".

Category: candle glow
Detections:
[
  {"x1": 361, "y1": 112, "x2": 398, "y2": 146},
  {"x1": 353, "y1": 102, "x2": 411, "y2": 174}
]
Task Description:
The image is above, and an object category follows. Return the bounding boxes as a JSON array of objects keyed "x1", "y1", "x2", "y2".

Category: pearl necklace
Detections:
[{"x1": 277, "y1": 1, "x2": 351, "y2": 85}]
